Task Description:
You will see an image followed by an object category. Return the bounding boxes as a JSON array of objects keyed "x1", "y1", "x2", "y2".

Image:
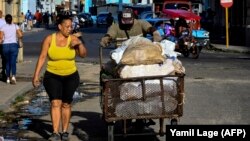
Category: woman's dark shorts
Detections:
[{"x1": 43, "y1": 70, "x2": 79, "y2": 103}]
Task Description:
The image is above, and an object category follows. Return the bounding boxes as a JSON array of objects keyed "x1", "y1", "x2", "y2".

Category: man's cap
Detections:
[{"x1": 121, "y1": 8, "x2": 134, "y2": 24}]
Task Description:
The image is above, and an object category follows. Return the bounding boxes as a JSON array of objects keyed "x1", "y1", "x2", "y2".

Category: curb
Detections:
[
  {"x1": 0, "y1": 83, "x2": 34, "y2": 112},
  {"x1": 23, "y1": 28, "x2": 46, "y2": 34},
  {"x1": 210, "y1": 44, "x2": 250, "y2": 54}
]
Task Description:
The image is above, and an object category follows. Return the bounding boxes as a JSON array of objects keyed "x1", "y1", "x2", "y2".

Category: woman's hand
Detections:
[
  {"x1": 70, "y1": 37, "x2": 82, "y2": 49},
  {"x1": 32, "y1": 76, "x2": 41, "y2": 88}
]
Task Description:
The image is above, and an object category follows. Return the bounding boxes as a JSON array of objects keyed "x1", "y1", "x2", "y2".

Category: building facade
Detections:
[
  {"x1": 0, "y1": 0, "x2": 20, "y2": 23},
  {"x1": 206, "y1": 0, "x2": 250, "y2": 46}
]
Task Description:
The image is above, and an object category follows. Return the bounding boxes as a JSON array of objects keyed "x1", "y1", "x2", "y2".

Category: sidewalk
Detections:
[
  {"x1": 0, "y1": 58, "x2": 100, "y2": 111},
  {"x1": 22, "y1": 27, "x2": 46, "y2": 33},
  {"x1": 0, "y1": 27, "x2": 45, "y2": 111},
  {"x1": 0, "y1": 43, "x2": 250, "y2": 111},
  {"x1": 211, "y1": 44, "x2": 250, "y2": 54}
]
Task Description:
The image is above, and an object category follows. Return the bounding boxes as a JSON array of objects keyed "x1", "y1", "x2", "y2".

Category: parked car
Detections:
[
  {"x1": 146, "y1": 18, "x2": 170, "y2": 28},
  {"x1": 140, "y1": 11, "x2": 153, "y2": 19},
  {"x1": 96, "y1": 12, "x2": 109, "y2": 27},
  {"x1": 78, "y1": 13, "x2": 93, "y2": 27}
]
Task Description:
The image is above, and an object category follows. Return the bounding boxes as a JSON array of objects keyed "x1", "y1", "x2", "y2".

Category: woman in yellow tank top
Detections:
[{"x1": 32, "y1": 15, "x2": 87, "y2": 140}]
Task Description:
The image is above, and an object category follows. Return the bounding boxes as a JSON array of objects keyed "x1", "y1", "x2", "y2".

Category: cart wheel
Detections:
[
  {"x1": 108, "y1": 124, "x2": 114, "y2": 141},
  {"x1": 170, "y1": 119, "x2": 178, "y2": 125}
]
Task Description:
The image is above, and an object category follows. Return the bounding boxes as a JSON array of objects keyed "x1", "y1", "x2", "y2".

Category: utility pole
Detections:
[{"x1": 17, "y1": 0, "x2": 23, "y2": 63}]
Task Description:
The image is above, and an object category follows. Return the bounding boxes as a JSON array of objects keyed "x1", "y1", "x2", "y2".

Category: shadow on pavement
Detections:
[
  {"x1": 26, "y1": 118, "x2": 53, "y2": 140},
  {"x1": 71, "y1": 111, "x2": 161, "y2": 141}
]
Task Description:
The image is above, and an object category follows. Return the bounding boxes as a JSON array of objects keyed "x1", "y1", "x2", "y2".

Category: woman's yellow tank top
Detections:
[{"x1": 46, "y1": 33, "x2": 76, "y2": 76}]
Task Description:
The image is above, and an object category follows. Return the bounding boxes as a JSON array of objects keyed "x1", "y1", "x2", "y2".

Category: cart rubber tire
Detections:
[
  {"x1": 170, "y1": 119, "x2": 178, "y2": 125},
  {"x1": 108, "y1": 124, "x2": 114, "y2": 141}
]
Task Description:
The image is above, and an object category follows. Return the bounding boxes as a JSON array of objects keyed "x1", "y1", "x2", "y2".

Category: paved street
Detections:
[{"x1": 0, "y1": 26, "x2": 250, "y2": 141}]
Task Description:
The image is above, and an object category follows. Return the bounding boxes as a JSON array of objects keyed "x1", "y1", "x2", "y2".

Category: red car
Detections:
[{"x1": 161, "y1": 1, "x2": 201, "y2": 30}]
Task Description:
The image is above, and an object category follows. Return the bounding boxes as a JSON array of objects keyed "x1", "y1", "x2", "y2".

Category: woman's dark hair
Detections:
[
  {"x1": 56, "y1": 14, "x2": 72, "y2": 25},
  {"x1": 5, "y1": 14, "x2": 12, "y2": 24}
]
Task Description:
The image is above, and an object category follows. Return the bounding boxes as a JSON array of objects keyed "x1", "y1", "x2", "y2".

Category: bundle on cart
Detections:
[
  {"x1": 102, "y1": 36, "x2": 185, "y2": 78},
  {"x1": 101, "y1": 36, "x2": 185, "y2": 117}
]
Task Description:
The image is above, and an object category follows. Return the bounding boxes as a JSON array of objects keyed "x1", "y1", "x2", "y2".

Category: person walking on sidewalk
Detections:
[
  {"x1": 19, "y1": 12, "x2": 26, "y2": 32},
  {"x1": 0, "y1": 14, "x2": 23, "y2": 84},
  {"x1": 25, "y1": 10, "x2": 33, "y2": 31},
  {"x1": 32, "y1": 15, "x2": 87, "y2": 141},
  {"x1": 0, "y1": 10, "x2": 6, "y2": 81},
  {"x1": 34, "y1": 10, "x2": 42, "y2": 28},
  {"x1": 17, "y1": 23, "x2": 24, "y2": 63}
]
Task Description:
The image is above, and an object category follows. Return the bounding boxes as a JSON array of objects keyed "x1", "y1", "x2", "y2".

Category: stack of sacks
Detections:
[
  {"x1": 102, "y1": 36, "x2": 153, "y2": 77},
  {"x1": 110, "y1": 37, "x2": 185, "y2": 76},
  {"x1": 104, "y1": 36, "x2": 185, "y2": 116}
]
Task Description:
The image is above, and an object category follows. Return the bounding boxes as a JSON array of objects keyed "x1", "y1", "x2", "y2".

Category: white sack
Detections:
[
  {"x1": 155, "y1": 39, "x2": 182, "y2": 59},
  {"x1": 119, "y1": 59, "x2": 174, "y2": 78},
  {"x1": 110, "y1": 45, "x2": 127, "y2": 64},
  {"x1": 119, "y1": 78, "x2": 177, "y2": 101},
  {"x1": 115, "y1": 95, "x2": 178, "y2": 117}
]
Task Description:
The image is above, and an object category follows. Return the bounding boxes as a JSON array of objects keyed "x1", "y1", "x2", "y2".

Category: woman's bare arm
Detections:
[
  {"x1": 32, "y1": 35, "x2": 51, "y2": 87},
  {"x1": 71, "y1": 35, "x2": 87, "y2": 58}
]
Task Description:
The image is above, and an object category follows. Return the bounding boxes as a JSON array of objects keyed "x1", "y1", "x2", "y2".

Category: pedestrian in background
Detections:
[
  {"x1": 32, "y1": 15, "x2": 87, "y2": 141},
  {"x1": 0, "y1": 14, "x2": 23, "y2": 84},
  {"x1": 34, "y1": 10, "x2": 42, "y2": 28},
  {"x1": 205, "y1": 7, "x2": 216, "y2": 36},
  {"x1": 17, "y1": 23, "x2": 24, "y2": 63},
  {"x1": 51, "y1": 12, "x2": 57, "y2": 26},
  {"x1": 165, "y1": 18, "x2": 176, "y2": 42},
  {"x1": 19, "y1": 12, "x2": 26, "y2": 32},
  {"x1": 0, "y1": 10, "x2": 6, "y2": 81},
  {"x1": 43, "y1": 11, "x2": 50, "y2": 29},
  {"x1": 26, "y1": 10, "x2": 33, "y2": 30},
  {"x1": 72, "y1": 11, "x2": 79, "y2": 33},
  {"x1": 18, "y1": 12, "x2": 26, "y2": 63}
]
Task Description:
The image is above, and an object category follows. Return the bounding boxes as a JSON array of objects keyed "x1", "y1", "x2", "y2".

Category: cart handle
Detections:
[{"x1": 99, "y1": 40, "x2": 119, "y2": 70}]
